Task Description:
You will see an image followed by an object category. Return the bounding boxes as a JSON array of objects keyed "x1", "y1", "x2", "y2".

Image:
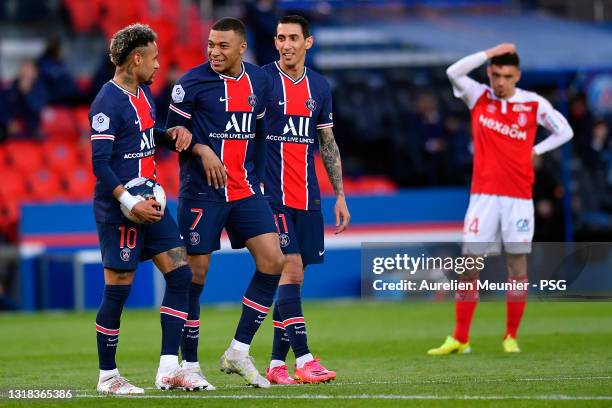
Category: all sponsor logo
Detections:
[
  {"x1": 279, "y1": 233, "x2": 290, "y2": 247},
  {"x1": 486, "y1": 104, "x2": 497, "y2": 114},
  {"x1": 120, "y1": 247, "x2": 131, "y2": 262},
  {"x1": 282, "y1": 116, "x2": 310, "y2": 137},
  {"x1": 224, "y1": 113, "x2": 253, "y2": 133},
  {"x1": 189, "y1": 231, "x2": 201, "y2": 246}
]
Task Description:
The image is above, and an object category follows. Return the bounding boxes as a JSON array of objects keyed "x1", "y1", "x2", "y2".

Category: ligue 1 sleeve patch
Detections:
[
  {"x1": 172, "y1": 84, "x2": 185, "y2": 103},
  {"x1": 92, "y1": 113, "x2": 110, "y2": 132}
]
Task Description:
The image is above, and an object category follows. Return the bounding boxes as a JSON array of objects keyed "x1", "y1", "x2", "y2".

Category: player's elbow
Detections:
[{"x1": 446, "y1": 64, "x2": 458, "y2": 80}]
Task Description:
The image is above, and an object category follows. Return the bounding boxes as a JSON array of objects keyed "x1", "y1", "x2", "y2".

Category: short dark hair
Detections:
[
  {"x1": 490, "y1": 53, "x2": 520, "y2": 68},
  {"x1": 211, "y1": 17, "x2": 246, "y2": 38},
  {"x1": 278, "y1": 14, "x2": 311, "y2": 38},
  {"x1": 109, "y1": 23, "x2": 157, "y2": 66}
]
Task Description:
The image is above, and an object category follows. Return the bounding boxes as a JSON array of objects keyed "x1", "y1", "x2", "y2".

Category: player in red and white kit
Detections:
[{"x1": 428, "y1": 43, "x2": 573, "y2": 355}]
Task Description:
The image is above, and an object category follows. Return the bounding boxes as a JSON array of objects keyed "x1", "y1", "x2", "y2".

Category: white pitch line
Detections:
[
  {"x1": 73, "y1": 394, "x2": 612, "y2": 400},
  {"x1": 73, "y1": 376, "x2": 612, "y2": 392}
]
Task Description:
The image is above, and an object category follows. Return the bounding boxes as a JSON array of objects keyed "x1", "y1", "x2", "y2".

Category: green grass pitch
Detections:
[{"x1": 1, "y1": 301, "x2": 611, "y2": 407}]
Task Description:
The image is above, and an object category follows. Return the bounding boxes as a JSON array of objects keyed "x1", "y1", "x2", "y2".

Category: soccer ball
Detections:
[{"x1": 120, "y1": 177, "x2": 166, "y2": 224}]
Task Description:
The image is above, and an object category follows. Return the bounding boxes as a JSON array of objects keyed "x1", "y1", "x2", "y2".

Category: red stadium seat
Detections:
[
  {"x1": 61, "y1": 165, "x2": 95, "y2": 201},
  {"x1": 73, "y1": 106, "x2": 91, "y2": 137},
  {"x1": 26, "y1": 168, "x2": 66, "y2": 202},
  {"x1": 41, "y1": 141, "x2": 80, "y2": 171},
  {"x1": 40, "y1": 107, "x2": 80, "y2": 141},
  {"x1": 0, "y1": 169, "x2": 28, "y2": 202},
  {"x1": 0, "y1": 145, "x2": 8, "y2": 170},
  {"x1": 64, "y1": 0, "x2": 102, "y2": 32},
  {"x1": 4, "y1": 141, "x2": 44, "y2": 172}
]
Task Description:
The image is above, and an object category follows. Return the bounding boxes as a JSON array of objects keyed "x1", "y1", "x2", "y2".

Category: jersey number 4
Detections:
[{"x1": 467, "y1": 217, "x2": 480, "y2": 235}]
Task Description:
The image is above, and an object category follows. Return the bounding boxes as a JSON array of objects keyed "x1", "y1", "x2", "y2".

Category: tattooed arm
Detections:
[{"x1": 318, "y1": 127, "x2": 351, "y2": 234}]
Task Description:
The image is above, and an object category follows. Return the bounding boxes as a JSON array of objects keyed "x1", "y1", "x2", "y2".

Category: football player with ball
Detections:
[{"x1": 89, "y1": 23, "x2": 212, "y2": 394}]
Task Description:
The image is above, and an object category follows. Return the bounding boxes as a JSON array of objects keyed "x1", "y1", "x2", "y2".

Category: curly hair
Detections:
[{"x1": 109, "y1": 23, "x2": 157, "y2": 66}]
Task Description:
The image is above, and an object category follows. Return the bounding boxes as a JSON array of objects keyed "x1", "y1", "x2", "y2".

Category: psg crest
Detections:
[
  {"x1": 306, "y1": 98, "x2": 317, "y2": 111},
  {"x1": 248, "y1": 93, "x2": 258, "y2": 108},
  {"x1": 189, "y1": 232, "x2": 201, "y2": 246},
  {"x1": 120, "y1": 248, "x2": 131, "y2": 262},
  {"x1": 279, "y1": 233, "x2": 290, "y2": 248}
]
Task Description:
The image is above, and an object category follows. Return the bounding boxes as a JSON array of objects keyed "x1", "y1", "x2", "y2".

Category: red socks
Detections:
[
  {"x1": 453, "y1": 276, "x2": 479, "y2": 343},
  {"x1": 505, "y1": 275, "x2": 528, "y2": 339}
]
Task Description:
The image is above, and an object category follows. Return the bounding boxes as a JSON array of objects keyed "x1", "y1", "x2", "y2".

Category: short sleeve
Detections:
[
  {"x1": 316, "y1": 80, "x2": 333, "y2": 130},
  {"x1": 166, "y1": 75, "x2": 194, "y2": 129},
  {"x1": 89, "y1": 96, "x2": 119, "y2": 143}
]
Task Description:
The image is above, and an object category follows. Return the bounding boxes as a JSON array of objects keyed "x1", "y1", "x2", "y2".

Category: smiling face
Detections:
[
  {"x1": 275, "y1": 22, "x2": 313, "y2": 69},
  {"x1": 207, "y1": 29, "x2": 246, "y2": 76},
  {"x1": 487, "y1": 63, "x2": 521, "y2": 99}
]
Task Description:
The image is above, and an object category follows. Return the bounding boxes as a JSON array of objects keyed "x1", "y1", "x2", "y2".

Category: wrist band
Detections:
[{"x1": 118, "y1": 191, "x2": 140, "y2": 212}]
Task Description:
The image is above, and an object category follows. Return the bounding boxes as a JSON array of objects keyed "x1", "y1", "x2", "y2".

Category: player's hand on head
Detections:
[
  {"x1": 486, "y1": 43, "x2": 516, "y2": 58},
  {"x1": 131, "y1": 198, "x2": 163, "y2": 223},
  {"x1": 199, "y1": 145, "x2": 227, "y2": 190},
  {"x1": 334, "y1": 194, "x2": 350, "y2": 235},
  {"x1": 166, "y1": 126, "x2": 192, "y2": 152}
]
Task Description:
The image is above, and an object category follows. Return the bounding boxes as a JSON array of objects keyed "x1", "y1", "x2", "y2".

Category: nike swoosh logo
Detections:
[
  {"x1": 319, "y1": 250, "x2": 325, "y2": 256},
  {"x1": 294, "y1": 325, "x2": 305, "y2": 330},
  {"x1": 219, "y1": 96, "x2": 231, "y2": 102},
  {"x1": 257, "y1": 315, "x2": 266, "y2": 319},
  {"x1": 278, "y1": 100, "x2": 288, "y2": 105}
]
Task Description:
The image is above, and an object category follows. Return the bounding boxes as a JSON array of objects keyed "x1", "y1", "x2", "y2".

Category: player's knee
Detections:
[
  {"x1": 282, "y1": 256, "x2": 304, "y2": 284},
  {"x1": 188, "y1": 255, "x2": 209, "y2": 284},
  {"x1": 105, "y1": 269, "x2": 135, "y2": 285},
  {"x1": 258, "y1": 253, "x2": 285, "y2": 275}
]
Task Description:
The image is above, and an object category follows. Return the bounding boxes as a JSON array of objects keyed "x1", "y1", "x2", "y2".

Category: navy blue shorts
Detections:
[
  {"x1": 96, "y1": 211, "x2": 184, "y2": 271},
  {"x1": 269, "y1": 203, "x2": 325, "y2": 266},
  {"x1": 178, "y1": 195, "x2": 277, "y2": 254}
]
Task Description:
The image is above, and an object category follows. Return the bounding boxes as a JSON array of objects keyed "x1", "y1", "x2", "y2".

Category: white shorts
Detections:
[{"x1": 462, "y1": 194, "x2": 534, "y2": 255}]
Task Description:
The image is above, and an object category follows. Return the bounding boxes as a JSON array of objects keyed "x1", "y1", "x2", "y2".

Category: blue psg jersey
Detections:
[
  {"x1": 166, "y1": 61, "x2": 270, "y2": 202},
  {"x1": 262, "y1": 62, "x2": 334, "y2": 211},
  {"x1": 90, "y1": 80, "x2": 158, "y2": 223}
]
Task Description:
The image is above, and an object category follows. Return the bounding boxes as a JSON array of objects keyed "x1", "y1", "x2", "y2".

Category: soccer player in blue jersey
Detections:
[
  {"x1": 262, "y1": 14, "x2": 350, "y2": 384},
  {"x1": 90, "y1": 23, "x2": 213, "y2": 394},
  {"x1": 166, "y1": 18, "x2": 284, "y2": 388}
]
